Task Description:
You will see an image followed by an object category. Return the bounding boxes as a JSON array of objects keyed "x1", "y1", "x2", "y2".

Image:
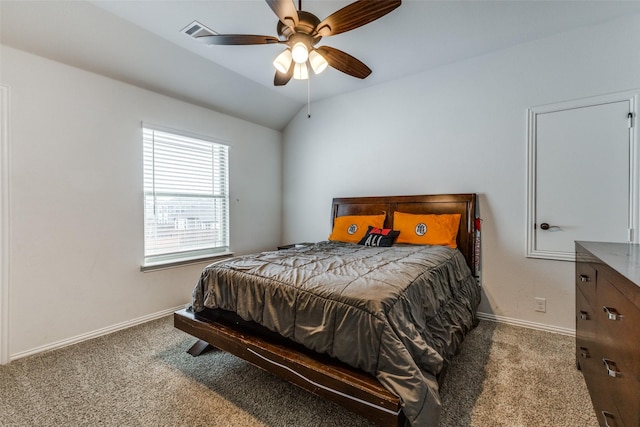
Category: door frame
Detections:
[
  {"x1": 526, "y1": 90, "x2": 639, "y2": 261},
  {"x1": 1, "y1": 85, "x2": 9, "y2": 364}
]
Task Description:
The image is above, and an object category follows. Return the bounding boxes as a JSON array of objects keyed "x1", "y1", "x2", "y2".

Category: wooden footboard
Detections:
[{"x1": 174, "y1": 309, "x2": 405, "y2": 427}]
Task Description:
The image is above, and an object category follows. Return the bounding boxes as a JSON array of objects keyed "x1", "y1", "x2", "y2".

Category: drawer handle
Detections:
[
  {"x1": 602, "y1": 411, "x2": 617, "y2": 427},
  {"x1": 579, "y1": 346, "x2": 590, "y2": 358},
  {"x1": 579, "y1": 274, "x2": 590, "y2": 283},
  {"x1": 603, "y1": 306, "x2": 622, "y2": 321},
  {"x1": 579, "y1": 311, "x2": 589, "y2": 320},
  {"x1": 603, "y1": 359, "x2": 620, "y2": 378}
]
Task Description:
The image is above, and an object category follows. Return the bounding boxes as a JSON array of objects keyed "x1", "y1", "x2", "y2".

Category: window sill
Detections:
[{"x1": 140, "y1": 251, "x2": 234, "y2": 272}]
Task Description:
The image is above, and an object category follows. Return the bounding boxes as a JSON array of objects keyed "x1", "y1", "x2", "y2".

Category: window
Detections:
[{"x1": 142, "y1": 124, "x2": 230, "y2": 267}]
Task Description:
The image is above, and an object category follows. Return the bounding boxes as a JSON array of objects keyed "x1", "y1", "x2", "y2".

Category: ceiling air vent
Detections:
[{"x1": 181, "y1": 21, "x2": 217, "y2": 38}]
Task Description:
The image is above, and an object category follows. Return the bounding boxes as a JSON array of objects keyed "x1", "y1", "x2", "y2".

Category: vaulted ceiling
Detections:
[{"x1": 2, "y1": 1, "x2": 640, "y2": 130}]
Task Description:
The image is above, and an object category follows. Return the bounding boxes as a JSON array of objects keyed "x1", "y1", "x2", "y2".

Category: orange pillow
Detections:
[
  {"x1": 328, "y1": 214, "x2": 386, "y2": 243},
  {"x1": 394, "y1": 212, "x2": 461, "y2": 248}
]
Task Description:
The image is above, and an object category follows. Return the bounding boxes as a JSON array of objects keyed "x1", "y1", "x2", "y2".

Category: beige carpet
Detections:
[
  {"x1": 439, "y1": 321, "x2": 597, "y2": 427},
  {"x1": 0, "y1": 316, "x2": 597, "y2": 427}
]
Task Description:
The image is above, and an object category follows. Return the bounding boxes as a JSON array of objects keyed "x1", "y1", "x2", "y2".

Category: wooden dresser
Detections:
[{"x1": 575, "y1": 241, "x2": 640, "y2": 427}]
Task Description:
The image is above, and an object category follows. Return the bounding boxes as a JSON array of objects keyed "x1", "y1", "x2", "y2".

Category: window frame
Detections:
[{"x1": 141, "y1": 122, "x2": 232, "y2": 271}]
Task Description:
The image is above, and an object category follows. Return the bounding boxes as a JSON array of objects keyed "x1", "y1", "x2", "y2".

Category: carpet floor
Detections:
[{"x1": 0, "y1": 316, "x2": 598, "y2": 426}]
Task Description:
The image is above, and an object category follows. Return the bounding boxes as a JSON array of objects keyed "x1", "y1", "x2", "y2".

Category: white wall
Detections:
[
  {"x1": 0, "y1": 46, "x2": 282, "y2": 357},
  {"x1": 282, "y1": 13, "x2": 640, "y2": 332}
]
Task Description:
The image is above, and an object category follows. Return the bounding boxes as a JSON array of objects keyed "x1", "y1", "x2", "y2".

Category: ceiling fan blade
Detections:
[
  {"x1": 274, "y1": 60, "x2": 294, "y2": 86},
  {"x1": 316, "y1": 46, "x2": 371, "y2": 79},
  {"x1": 196, "y1": 34, "x2": 281, "y2": 45},
  {"x1": 315, "y1": 0, "x2": 401, "y2": 37},
  {"x1": 265, "y1": 0, "x2": 299, "y2": 30}
]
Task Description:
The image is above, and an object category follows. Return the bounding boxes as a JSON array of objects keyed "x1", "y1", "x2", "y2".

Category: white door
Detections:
[{"x1": 527, "y1": 93, "x2": 637, "y2": 261}]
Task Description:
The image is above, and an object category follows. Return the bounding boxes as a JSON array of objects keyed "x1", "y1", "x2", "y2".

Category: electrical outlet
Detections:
[{"x1": 535, "y1": 297, "x2": 546, "y2": 313}]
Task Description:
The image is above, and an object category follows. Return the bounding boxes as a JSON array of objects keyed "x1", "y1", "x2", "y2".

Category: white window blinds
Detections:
[{"x1": 143, "y1": 125, "x2": 229, "y2": 265}]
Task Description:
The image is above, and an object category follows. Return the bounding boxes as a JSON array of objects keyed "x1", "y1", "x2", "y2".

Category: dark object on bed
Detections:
[
  {"x1": 358, "y1": 226, "x2": 400, "y2": 246},
  {"x1": 175, "y1": 194, "x2": 479, "y2": 427}
]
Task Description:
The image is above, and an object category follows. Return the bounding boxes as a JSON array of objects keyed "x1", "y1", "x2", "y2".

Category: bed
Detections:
[{"x1": 174, "y1": 193, "x2": 480, "y2": 426}]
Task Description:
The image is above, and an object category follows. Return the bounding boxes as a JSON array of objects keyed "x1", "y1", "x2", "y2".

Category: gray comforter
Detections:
[{"x1": 191, "y1": 241, "x2": 481, "y2": 426}]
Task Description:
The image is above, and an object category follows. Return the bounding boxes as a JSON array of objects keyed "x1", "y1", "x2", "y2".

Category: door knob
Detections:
[{"x1": 539, "y1": 223, "x2": 561, "y2": 230}]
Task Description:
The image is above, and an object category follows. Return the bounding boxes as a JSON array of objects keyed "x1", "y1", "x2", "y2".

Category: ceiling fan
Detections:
[{"x1": 193, "y1": 0, "x2": 402, "y2": 86}]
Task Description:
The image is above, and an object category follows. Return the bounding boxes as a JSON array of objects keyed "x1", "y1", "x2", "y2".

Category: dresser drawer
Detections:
[
  {"x1": 597, "y1": 278, "x2": 640, "y2": 374},
  {"x1": 596, "y1": 278, "x2": 640, "y2": 427},
  {"x1": 582, "y1": 338, "x2": 628, "y2": 427},
  {"x1": 576, "y1": 260, "x2": 597, "y2": 307},
  {"x1": 590, "y1": 364, "x2": 638, "y2": 427},
  {"x1": 582, "y1": 362, "x2": 625, "y2": 427}
]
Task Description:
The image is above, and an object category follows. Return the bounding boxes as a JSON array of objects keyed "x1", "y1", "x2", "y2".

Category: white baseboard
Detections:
[
  {"x1": 477, "y1": 311, "x2": 575, "y2": 336},
  {"x1": 9, "y1": 304, "x2": 187, "y2": 362}
]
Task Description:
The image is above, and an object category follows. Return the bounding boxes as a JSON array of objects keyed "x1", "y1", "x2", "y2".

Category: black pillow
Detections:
[{"x1": 358, "y1": 226, "x2": 400, "y2": 247}]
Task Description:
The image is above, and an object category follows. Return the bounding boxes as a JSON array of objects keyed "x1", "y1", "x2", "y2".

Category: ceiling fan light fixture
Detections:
[
  {"x1": 273, "y1": 49, "x2": 292, "y2": 73},
  {"x1": 293, "y1": 62, "x2": 309, "y2": 80},
  {"x1": 195, "y1": 0, "x2": 401, "y2": 87},
  {"x1": 309, "y1": 50, "x2": 328, "y2": 74},
  {"x1": 291, "y1": 42, "x2": 309, "y2": 64}
]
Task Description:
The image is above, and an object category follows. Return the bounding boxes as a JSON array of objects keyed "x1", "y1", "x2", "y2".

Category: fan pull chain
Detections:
[{"x1": 307, "y1": 74, "x2": 311, "y2": 118}]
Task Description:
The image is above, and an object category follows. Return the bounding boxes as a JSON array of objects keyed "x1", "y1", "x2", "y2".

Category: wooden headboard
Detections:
[{"x1": 331, "y1": 194, "x2": 477, "y2": 275}]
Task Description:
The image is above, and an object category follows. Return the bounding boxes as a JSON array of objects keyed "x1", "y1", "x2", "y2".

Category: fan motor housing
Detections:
[{"x1": 277, "y1": 10, "x2": 322, "y2": 46}]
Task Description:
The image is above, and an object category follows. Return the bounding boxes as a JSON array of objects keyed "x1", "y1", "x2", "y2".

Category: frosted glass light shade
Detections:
[
  {"x1": 309, "y1": 50, "x2": 328, "y2": 74},
  {"x1": 293, "y1": 62, "x2": 309, "y2": 80},
  {"x1": 273, "y1": 49, "x2": 292, "y2": 73},
  {"x1": 291, "y1": 42, "x2": 309, "y2": 64}
]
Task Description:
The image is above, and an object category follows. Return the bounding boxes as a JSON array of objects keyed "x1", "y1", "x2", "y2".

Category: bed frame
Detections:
[{"x1": 174, "y1": 193, "x2": 477, "y2": 426}]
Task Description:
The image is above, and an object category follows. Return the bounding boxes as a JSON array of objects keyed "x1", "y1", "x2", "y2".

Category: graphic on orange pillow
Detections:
[
  {"x1": 394, "y1": 212, "x2": 461, "y2": 248},
  {"x1": 358, "y1": 226, "x2": 400, "y2": 247},
  {"x1": 328, "y1": 214, "x2": 386, "y2": 243}
]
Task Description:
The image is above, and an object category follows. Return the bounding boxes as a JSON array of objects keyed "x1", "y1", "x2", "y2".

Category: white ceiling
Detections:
[{"x1": 2, "y1": 0, "x2": 640, "y2": 130}]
